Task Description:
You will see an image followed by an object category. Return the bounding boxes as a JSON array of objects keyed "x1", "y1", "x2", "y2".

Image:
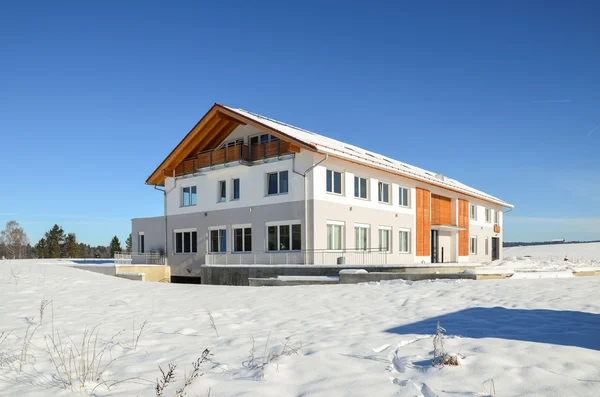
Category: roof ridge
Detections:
[{"x1": 235, "y1": 108, "x2": 317, "y2": 135}]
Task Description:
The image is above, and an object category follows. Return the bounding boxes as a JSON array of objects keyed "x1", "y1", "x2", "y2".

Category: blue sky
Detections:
[{"x1": 1, "y1": 1, "x2": 599, "y2": 245}]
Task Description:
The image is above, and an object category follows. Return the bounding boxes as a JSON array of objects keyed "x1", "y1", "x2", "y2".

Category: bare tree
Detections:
[{"x1": 0, "y1": 221, "x2": 29, "y2": 259}]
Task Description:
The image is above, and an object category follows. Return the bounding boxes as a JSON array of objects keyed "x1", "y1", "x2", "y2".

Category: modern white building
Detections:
[{"x1": 133, "y1": 103, "x2": 513, "y2": 279}]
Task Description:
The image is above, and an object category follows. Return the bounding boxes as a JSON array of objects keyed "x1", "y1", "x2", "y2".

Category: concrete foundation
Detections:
[
  {"x1": 116, "y1": 272, "x2": 146, "y2": 281},
  {"x1": 339, "y1": 271, "x2": 476, "y2": 284},
  {"x1": 200, "y1": 264, "x2": 480, "y2": 286},
  {"x1": 73, "y1": 264, "x2": 171, "y2": 282}
]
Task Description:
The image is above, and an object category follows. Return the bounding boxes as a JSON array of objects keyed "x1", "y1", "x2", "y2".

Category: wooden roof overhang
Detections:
[{"x1": 145, "y1": 104, "x2": 317, "y2": 186}]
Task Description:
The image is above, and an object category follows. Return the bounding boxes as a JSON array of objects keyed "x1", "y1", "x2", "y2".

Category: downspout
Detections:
[
  {"x1": 293, "y1": 152, "x2": 328, "y2": 264},
  {"x1": 153, "y1": 185, "x2": 167, "y2": 264},
  {"x1": 153, "y1": 178, "x2": 178, "y2": 265},
  {"x1": 499, "y1": 206, "x2": 513, "y2": 260}
]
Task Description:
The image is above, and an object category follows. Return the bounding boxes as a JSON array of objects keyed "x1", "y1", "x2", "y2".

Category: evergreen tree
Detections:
[
  {"x1": 125, "y1": 233, "x2": 132, "y2": 252},
  {"x1": 36, "y1": 238, "x2": 48, "y2": 258},
  {"x1": 78, "y1": 242, "x2": 89, "y2": 258},
  {"x1": 109, "y1": 236, "x2": 122, "y2": 258},
  {"x1": 64, "y1": 233, "x2": 78, "y2": 258},
  {"x1": 45, "y1": 224, "x2": 66, "y2": 258}
]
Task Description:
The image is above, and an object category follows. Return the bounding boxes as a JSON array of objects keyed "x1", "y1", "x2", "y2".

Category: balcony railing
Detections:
[
  {"x1": 205, "y1": 249, "x2": 390, "y2": 266},
  {"x1": 175, "y1": 141, "x2": 296, "y2": 177}
]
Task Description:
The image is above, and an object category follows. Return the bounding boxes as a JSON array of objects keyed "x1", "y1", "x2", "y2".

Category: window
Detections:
[
  {"x1": 174, "y1": 230, "x2": 197, "y2": 254},
  {"x1": 470, "y1": 236, "x2": 477, "y2": 254},
  {"x1": 250, "y1": 134, "x2": 278, "y2": 145},
  {"x1": 267, "y1": 223, "x2": 301, "y2": 251},
  {"x1": 326, "y1": 170, "x2": 342, "y2": 194},
  {"x1": 354, "y1": 225, "x2": 369, "y2": 250},
  {"x1": 485, "y1": 208, "x2": 491, "y2": 223},
  {"x1": 138, "y1": 233, "x2": 145, "y2": 253},
  {"x1": 218, "y1": 138, "x2": 243, "y2": 149},
  {"x1": 182, "y1": 186, "x2": 197, "y2": 207},
  {"x1": 378, "y1": 182, "x2": 390, "y2": 203},
  {"x1": 327, "y1": 222, "x2": 344, "y2": 250},
  {"x1": 485, "y1": 237, "x2": 489, "y2": 255},
  {"x1": 218, "y1": 181, "x2": 226, "y2": 202},
  {"x1": 399, "y1": 187, "x2": 410, "y2": 207},
  {"x1": 399, "y1": 229, "x2": 410, "y2": 253},
  {"x1": 354, "y1": 176, "x2": 368, "y2": 199},
  {"x1": 232, "y1": 178, "x2": 240, "y2": 200},
  {"x1": 233, "y1": 227, "x2": 252, "y2": 252},
  {"x1": 267, "y1": 171, "x2": 288, "y2": 195},
  {"x1": 378, "y1": 227, "x2": 391, "y2": 252},
  {"x1": 470, "y1": 204, "x2": 477, "y2": 220},
  {"x1": 209, "y1": 228, "x2": 227, "y2": 253},
  {"x1": 494, "y1": 210, "x2": 499, "y2": 225}
]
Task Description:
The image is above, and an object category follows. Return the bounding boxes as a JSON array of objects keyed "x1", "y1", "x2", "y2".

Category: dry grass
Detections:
[
  {"x1": 206, "y1": 310, "x2": 219, "y2": 338},
  {"x1": 242, "y1": 334, "x2": 302, "y2": 379}
]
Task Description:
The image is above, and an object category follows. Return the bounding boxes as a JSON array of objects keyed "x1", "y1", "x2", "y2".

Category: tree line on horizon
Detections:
[{"x1": 0, "y1": 220, "x2": 131, "y2": 260}]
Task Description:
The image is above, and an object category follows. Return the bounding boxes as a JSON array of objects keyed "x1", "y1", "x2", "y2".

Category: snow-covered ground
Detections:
[
  {"x1": 1, "y1": 260, "x2": 600, "y2": 397},
  {"x1": 476, "y1": 242, "x2": 600, "y2": 277}
]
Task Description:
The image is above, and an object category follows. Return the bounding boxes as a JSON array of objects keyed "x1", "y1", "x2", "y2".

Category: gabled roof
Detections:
[{"x1": 147, "y1": 103, "x2": 513, "y2": 208}]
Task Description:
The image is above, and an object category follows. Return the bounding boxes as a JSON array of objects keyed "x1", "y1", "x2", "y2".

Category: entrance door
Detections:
[
  {"x1": 431, "y1": 230, "x2": 439, "y2": 263},
  {"x1": 492, "y1": 237, "x2": 499, "y2": 260}
]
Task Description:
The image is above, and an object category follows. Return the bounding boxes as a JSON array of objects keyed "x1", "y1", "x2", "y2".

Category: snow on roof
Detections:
[{"x1": 223, "y1": 106, "x2": 513, "y2": 208}]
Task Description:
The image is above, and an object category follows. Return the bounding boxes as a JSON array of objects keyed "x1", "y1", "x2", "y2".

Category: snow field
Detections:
[{"x1": 0, "y1": 261, "x2": 599, "y2": 396}]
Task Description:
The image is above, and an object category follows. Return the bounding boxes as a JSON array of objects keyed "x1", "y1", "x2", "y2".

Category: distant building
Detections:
[
  {"x1": 133, "y1": 104, "x2": 514, "y2": 278},
  {"x1": 552, "y1": 239, "x2": 566, "y2": 243}
]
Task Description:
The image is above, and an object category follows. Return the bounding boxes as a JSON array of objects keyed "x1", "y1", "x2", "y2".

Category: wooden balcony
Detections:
[{"x1": 174, "y1": 141, "x2": 299, "y2": 177}]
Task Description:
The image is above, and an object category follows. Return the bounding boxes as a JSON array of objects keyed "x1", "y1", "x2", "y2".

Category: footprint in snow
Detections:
[
  {"x1": 413, "y1": 382, "x2": 437, "y2": 397},
  {"x1": 388, "y1": 351, "x2": 411, "y2": 373}
]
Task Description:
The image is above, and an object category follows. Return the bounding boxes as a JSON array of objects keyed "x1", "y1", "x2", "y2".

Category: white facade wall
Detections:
[{"x1": 137, "y1": 123, "x2": 507, "y2": 267}]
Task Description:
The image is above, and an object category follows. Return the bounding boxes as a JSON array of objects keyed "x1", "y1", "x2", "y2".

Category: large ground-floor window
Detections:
[
  {"x1": 327, "y1": 222, "x2": 344, "y2": 250},
  {"x1": 378, "y1": 227, "x2": 391, "y2": 252},
  {"x1": 233, "y1": 226, "x2": 252, "y2": 252},
  {"x1": 174, "y1": 229, "x2": 197, "y2": 254},
  {"x1": 399, "y1": 229, "x2": 410, "y2": 253},
  {"x1": 470, "y1": 236, "x2": 477, "y2": 255},
  {"x1": 354, "y1": 224, "x2": 369, "y2": 250},
  {"x1": 209, "y1": 228, "x2": 227, "y2": 253},
  {"x1": 267, "y1": 222, "x2": 301, "y2": 251}
]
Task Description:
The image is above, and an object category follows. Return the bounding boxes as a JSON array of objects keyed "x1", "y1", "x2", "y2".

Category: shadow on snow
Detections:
[{"x1": 385, "y1": 307, "x2": 600, "y2": 351}]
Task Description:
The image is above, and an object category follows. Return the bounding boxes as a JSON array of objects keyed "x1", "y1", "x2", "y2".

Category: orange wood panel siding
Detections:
[
  {"x1": 458, "y1": 199, "x2": 469, "y2": 256},
  {"x1": 415, "y1": 188, "x2": 431, "y2": 257},
  {"x1": 431, "y1": 194, "x2": 452, "y2": 225}
]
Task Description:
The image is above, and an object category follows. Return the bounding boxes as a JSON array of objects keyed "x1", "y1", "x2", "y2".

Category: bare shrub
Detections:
[
  {"x1": 155, "y1": 363, "x2": 177, "y2": 397},
  {"x1": 155, "y1": 349, "x2": 212, "y2": 397},
  {"x1": 432, "y1": 321, "x2": 462, "y2": 367}
]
